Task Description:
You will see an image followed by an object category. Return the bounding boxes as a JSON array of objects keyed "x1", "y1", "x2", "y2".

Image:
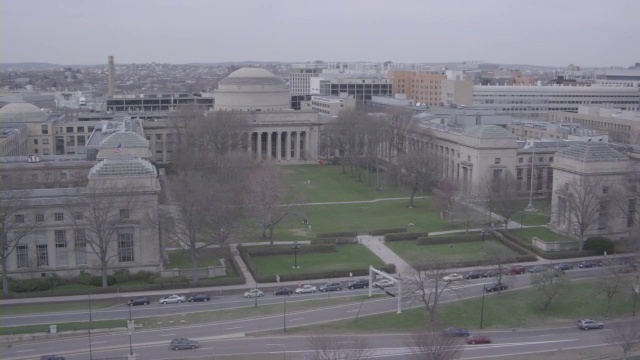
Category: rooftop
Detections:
[
  {"x1": 462, "y1": 125, "x2": 517, "y2": 139},
  {"x1": 555, "y1": 142, "x2": 628, "y2": 162}
]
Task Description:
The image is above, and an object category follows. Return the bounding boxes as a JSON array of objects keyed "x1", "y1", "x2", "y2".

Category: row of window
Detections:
[{"x1": 13, "y1": 209, "x2": 130, "y2": 224}]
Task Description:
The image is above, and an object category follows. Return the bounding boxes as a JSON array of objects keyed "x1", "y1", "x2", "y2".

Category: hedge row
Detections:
[
  {"x1": 491, "y1": 231, "x2": 531, "y2": 256},
  {"x1": 384, "y1": 232, "x2": 431, "y2": 242},
  {"x1": 415, "y1": 234, "x2": 483, "y2": 246},
  {"x1": 317, "y1": 231, "x2": 358, "y2": 238},
  {"x1": 254, "y1": 263, "x2": 397, "y2": 283},
  {"x1": 310, "y1": 237, "x2": 358, "y2": 245},
  {"x1": 498, "y1": 230, "x2": 601, "y2": 260},
  {"x1": 370, "y1": 228, "x2": 407, "y2": 236},
  {"x1": 242, "y1": 244, "x2": 337, "y2": 257}
]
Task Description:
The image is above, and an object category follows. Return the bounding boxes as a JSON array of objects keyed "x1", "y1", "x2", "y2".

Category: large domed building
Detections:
[
  {"x1": 214, "y1": 68, "x2": 291, "y2": 111},
  {"x1": 211, "y1": 67, "x2": 320, "y2": 162}
]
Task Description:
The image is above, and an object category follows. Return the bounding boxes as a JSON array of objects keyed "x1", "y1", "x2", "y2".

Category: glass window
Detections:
[
  {"x1": 495, "y1": 158, "x2": 501, "y2": 165},
  {"x1": 118, "y1": 228, "x2": 134, "y2": 263},
  {"x1": 55, "y1": 212, "x2": 64, "y2": 221},
  {"x1": 42, "y1": 138, "x2": 49, "y2": 145},
  {"x1": 55, "y1": 230, "x2": 68, "y2": 267},
  {"x1": 36, "y1": 213, "x2": 45, "y2": 222},
  {"x1": 75, "y1": 230, "x2": 87, "y2": 265},
  {"x1": 36, "y1": 244, "x2": 49, "y2": 266},
  {"x1": 41, "y1": 125, "x2": 49, "y2": 134},
  {"x1": 17, "y1": 245, "x2": 29, "y2": 268},
  {"x1": 73, "y1": 212, "x2": 83, "y2": 220},
  {"x1": 14, "y1": 214, "x2": 25, "y2": 223},
  {"x1": 119, "y1": 209, "x2": 130, "y2": 220},
  {"x1": 34, "y1": 139, "x2": 39, "y2": 145}
]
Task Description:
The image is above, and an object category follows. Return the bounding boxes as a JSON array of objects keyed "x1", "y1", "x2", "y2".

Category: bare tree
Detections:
[
  {"x1": 595, "y1": 259, "x2": 631, "y2": 315},
  {"x1": 307, "y1": 334, "x2": 373, "y2": 360},
  {"x1": 334, "y1": 109, "x2": 368, "y2": 178},
  {"x1": 555, "y1": 176, "x2": 608, "y2": 251},
  {"x1": 244, "y1": 162, "x2": 305, "y2": 244},
  {"x1": 406, "y1": 329, "x2": 463, "y2": 360},
  {"x1": 482, "y1": 241, "x2": 513, "y2": 293},
  {"x1": 362, "y1": 116, "x2": 387, "y2": 190},
  {"x1": 491, "y1": 171, "x2": 521, "y2": 230},
  {"x1": 405, "y1": 257, "x2": 458, "y2": 323},
  {"x1": 0, "y1": 183, "x2": 47, "y2": 294},
  {"x1": 433, "y1": 180, "x2": 460, "y2": 227},
  {"x1": 603, "y1": 320, "x2": 640, "y2": 360},
  {"x1": 531, "y1": 271, "x2": 570, "y2": 310},
  {"x1": 397, "y1": 149, "x2": 442, "y2": 208}
]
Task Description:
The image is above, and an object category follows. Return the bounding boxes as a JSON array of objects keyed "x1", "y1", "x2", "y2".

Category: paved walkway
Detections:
[{"x1": 359, "y1": 235, "x2": 413, "y2": 276}]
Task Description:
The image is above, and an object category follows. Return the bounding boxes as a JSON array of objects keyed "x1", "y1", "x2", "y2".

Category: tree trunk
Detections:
[
  {"x1": 268, "y1": 226, "x2": 274, "y2": 246},
  {"x1": 190, "y1": 245, "x2": 199, "y2": 285},
  {"x1": 261, "y1": 225, "x2": 267, "y2": 239},
  {"x1": 2, "y1": 258, "x2": 9, "y2": 295},
  {"x1": 504, "y1": 219, "x2": 509, "y2": 231},
  {"x1": 409, "y1": 189, "x2": 416, "y2": 208},
  {"x1": 101, "y1": 263, "x2": 108, "y2": 288},
  {"x1": 578, "y1": 233, "x2": 584, "y2": 251}
]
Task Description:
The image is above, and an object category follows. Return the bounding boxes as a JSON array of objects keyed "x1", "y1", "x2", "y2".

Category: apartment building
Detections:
[{"x1": 387, "y1": 70, "x2": 446, "y2": 106}]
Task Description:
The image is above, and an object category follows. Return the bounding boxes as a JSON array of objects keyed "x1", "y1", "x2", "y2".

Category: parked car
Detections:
[
  {"x1": 347, "y1": 278, "x2": 369, "y2": 289},
  {"x1": 484, "y1": 282, "x2": 508, "y2": 292},
  {"x1": 505, "y1": 265, "x2": 526, "y2": 275},
  {"x1": 373, "y1": 279, "x2": 394, "y2": 288},
  {"x1": 295, "y1": 284, "x2": 317, "y2": 294},
  {"x1": 159, "y1": 294, "x2": 186, "y2": 304},
  {"x1": 443, "y1": 273, "x2": 464, "y2": 282},
  {"x1": 274, "y1": 287, "x2": 293, "y2": 296},
  {"x1": 40, "y1": 356, "x2": 66, "y2": 360},
  {"x1": 319, "y1": 282, "x2": 342, "y2": 292},
  {"x1": 443, "y1": 327, "x2": 469, "y2": 337},
  {"x1": 577, "y1": 318, "x2": 604, "y2": 330},
  {"x1": 483, "y1": 269, "x2": 501, "y2": 278},
  {"x1": 188, "y1": 294, "x2": 210, "y2": 302},
  {"x1": 244, "y1": 289, "x2": 264, "y2": 298},
  {"x1": 528, "y1": 265, "x2": 549, "y2": 273},
  {"x1": 578, "y1": 260, "x2": 603, "y2": 268},
  {"x1": 466, "y1": 335, "x2": 492, "y2": 344},
  {"x1": 127, "y1": 296, "x2": 150, "y2": 306},
  {"x1": 553, "y1": 263, "x2": 574, "y2": 271},
  {"x1": 465, "y1": 270, "x2": 486, "y2": 279},
  {"x1": 169, "y1": 338, "x2": 200, "y2": 350}
]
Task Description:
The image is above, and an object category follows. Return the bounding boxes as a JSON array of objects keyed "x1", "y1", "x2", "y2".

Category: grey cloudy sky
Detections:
[{"x1": 2, "y1": 0, "x2": 638, "y2": 67}]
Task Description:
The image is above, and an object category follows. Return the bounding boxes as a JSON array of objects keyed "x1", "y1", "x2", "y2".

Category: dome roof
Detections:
[
  {"x1": 99, "y1": 131, "x2": 149, "y2": 149},
  {"x1": 0, "y1": 102, "x2": 47, "y2": 122},
  {"x1": 226, "y1": 68, "x2": 277, "y2": 78},
  {"x1": 0, "y1": 103, "x2": 41, "y2": 114},
  {"x1": 89, "y1": 158, "x2": 157, "y2": 178},
  {"x1": 555, "y1": 142, "x2": 628, "y2": 162},
  {"x1": 462, "y1": 125, "x2": 517, "y2": 139}
]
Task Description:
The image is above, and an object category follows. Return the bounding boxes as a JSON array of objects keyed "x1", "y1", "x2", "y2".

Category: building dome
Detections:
[
  {"x1": 214, "y1": 67, "x2": 290, "y2": 111},
  {"x1": 0, "y1": 102, "x2": 47, "y2": 122}
]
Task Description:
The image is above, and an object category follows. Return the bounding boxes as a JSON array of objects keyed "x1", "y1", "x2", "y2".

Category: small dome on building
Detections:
[
  {"x1": 555, "y1": 142, "x2": 628, "y2": 162},
  {"x1": 0, "y1": 102, "x2": 47, "y2": 122},
  {"x1": 462, "y1": 125, "x2": 517, "y2": 139},
  {"x1": 214, "y1": 67, "x2": 290, "y2": 111}
]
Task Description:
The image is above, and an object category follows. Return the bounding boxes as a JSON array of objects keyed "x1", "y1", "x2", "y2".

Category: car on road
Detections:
[
  {"x1": 553, "y1": 263, "x2": 574, "y2": 271},
  {"x1": 577, "y1": 318, "x2": 604, "y2": 330},
  {"x1": 373, "y1": 279, "x2": 394, "y2": 288},
  {"x1": 483, "y1": 269, "x2": 501, "y2": 278},
  {"x1": 274, "y1": 287, "x2": 293, "y2": 296},
  {"x1": 484, "y1": 282, "x2": 508, "y2": 292},
  {"x1": 528, "y1": 265, "x2": 549, "y2": 273},
  {"x1": 319, "y1": 282, "x2": 342, "y2": 292},
  {"x1": 443, "y1": 327, "x2": 469, "y2": 337},
  {"x1": 443, "y1": 273, "x2": 464, "y2": 282},
  {"x1": 505, "y1": 265, "x2": 526, "y2": 275},
  {"x1": 169, "y1": 338, "x2": 200, "y2": 350},
  {"x1": 347, "y1": 279, "x2": 369, "y2": 289},
  {"x1": 295, "y1": 284, "x2": 317, "y2": 294},
  {"x1": 244, "y1": 288, "x2": 264, "y2": 298},
  {"x1": 127, "y1": 296, "x2": 150, "y2": 306},
  {"x1": 188, "y1": 294, "x2": 210, "y2": 302},
  {"x1": 159, "y1": 294, "x2": 186, "y2": 304},
  {"x1": 40, "y1": 356, "x2": 66, "y2": 360},
  {"x1": 578, "y1": 260, "x2": 603, "y2": 268},
  {"x1": 466, "y1": 335, "x2": 492, "y2": 344},
  {"x1": 465, "y1": 270, "x2": 486, "y2": 279}
]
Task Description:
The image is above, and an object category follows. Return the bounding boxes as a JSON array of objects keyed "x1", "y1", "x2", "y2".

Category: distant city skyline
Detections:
[{"x1": 2, "y1": 0, "x2": 638, "y2": 67}]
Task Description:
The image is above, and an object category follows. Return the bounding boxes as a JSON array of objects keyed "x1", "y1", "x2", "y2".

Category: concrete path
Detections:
[
  {"x1": 229, "y1": 243, "x2": 256, "y2": 285},
  {"x1": 358, "y1": 235, "x2": 413, "y2": 276}
]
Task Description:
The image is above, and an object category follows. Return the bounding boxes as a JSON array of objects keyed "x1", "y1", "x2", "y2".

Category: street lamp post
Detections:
[
  {"x1": 292, "y1": 241, "x2": 300, "y2": 269},
  {"x1": 128, "y1": 331, "x2": 133, "y2": 356},
  {"x1": 481, "y1": 229, "x2": 487, "y2": 254},
  {"x1": 480, "y1": 288, "x2": 486, "y2": 329},
  {"x1": 127, "y1": 303, "x2": 133, "y2": 355}
]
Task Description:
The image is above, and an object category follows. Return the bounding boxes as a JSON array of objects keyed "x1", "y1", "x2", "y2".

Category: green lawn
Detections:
[
  {"x1": 279, "y1": 278, "x2": 636, "y2": 334},
  {"x1": 0, "y1": 320, "x2": 126, "y2": 336},
  {"x1": 282, "y1": 165, "x2": 408, "y2": 203},
  {"x1": 386, "y1": 239, "x2": 520, "y2": 267},
  {"x1": 167, "y1": 247, "x2": 226, "y2": 268},
  {"x1": 1, "y1": 300, "x2": 120, "y2": 316},
  {"x1": 251, "y1": 244, "x2": 386, "y2": 276},
  {"x1": 510, "y1": 227, "x2": 575, "y2": 242}
]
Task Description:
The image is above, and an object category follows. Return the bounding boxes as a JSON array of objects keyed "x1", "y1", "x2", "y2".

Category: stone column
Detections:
[
  {"x1": 305, "y1": 130, "x2": 310, "y2": 160},
  {"x1": 286, "y1": 132, "x2": 291, "y2": 160},
  {"x1": 276, "y1": 132, "x2": 282, "y2": 161},
  {"x1": 257, "y1": 131, "x2": 262, "y2": 160},
  {"x1": 247, "y1": 132, "x2": 252, "y2": 153},
  {"x1": 266, "y1": 131, "x2": 272, "y2": 161},
  {"x1": 295, "y1": 131, "x2": 301, "y2": 159}
]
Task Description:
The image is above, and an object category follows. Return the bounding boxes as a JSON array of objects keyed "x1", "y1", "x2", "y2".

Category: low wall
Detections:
[
  {"x1": 532, "y1": 237, "x2": 580, "y2": 252},
  {"x1": 160, "y1": 259, "x2": 226, "y2": 279}
]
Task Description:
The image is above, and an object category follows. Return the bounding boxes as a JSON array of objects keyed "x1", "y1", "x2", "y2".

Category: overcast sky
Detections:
[{"x1": 2, "y1": 0, "x2": 638, "y2": 67}]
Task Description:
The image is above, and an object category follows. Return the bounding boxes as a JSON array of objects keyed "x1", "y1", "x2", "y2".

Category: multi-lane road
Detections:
[{"x1": 1, "y1": 266, "x2": 632, "y2": 359}]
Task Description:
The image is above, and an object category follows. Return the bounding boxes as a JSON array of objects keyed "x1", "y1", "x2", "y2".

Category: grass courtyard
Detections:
[
  {"x1": 510, "y1": 226, "x2": 575, "y2": 243},
  {"x1": 251, "y1": 244, "x2": 387, "y2": 277}
]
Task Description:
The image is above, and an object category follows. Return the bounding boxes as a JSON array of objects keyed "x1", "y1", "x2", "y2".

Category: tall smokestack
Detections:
[{"x1": 108, "y1": 56, "x2": 115, "y2": 97}]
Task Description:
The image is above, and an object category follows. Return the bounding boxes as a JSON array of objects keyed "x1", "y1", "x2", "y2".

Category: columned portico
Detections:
[
  {"x1": 286, "y1": 132, "x2": 291, "y2": 160},
  {"x1": 267, "y1": 131, "x2": 272, "y2": 160},
  {"x1": 257, "y1": 131, "x2": 262, "y2": 160},
  {"x1": 295, "y1": 131, "x2": 301, "y2": 159}
]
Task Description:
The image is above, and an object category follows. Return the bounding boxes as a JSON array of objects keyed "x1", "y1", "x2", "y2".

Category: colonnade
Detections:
[{"x1": 248, "y1": 130, "x2": 309, "y2": 161}]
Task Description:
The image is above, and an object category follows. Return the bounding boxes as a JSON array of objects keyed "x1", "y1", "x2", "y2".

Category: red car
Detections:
[
  {"x1": 505, "y1": 265, "x2": 526, "y2": 275},
  {"x1": 466, "y1": 335, "x2": 492, "y2": 344}
]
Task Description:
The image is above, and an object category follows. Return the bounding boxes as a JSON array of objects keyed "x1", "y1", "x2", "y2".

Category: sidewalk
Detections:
[{"x1": 359, "y1": 235, "x2": 413, "y2": 276}]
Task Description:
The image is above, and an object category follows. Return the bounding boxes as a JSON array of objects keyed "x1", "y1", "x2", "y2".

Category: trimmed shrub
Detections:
[
  {"x1": 370, "y1": 228, "x2": 407, "y2": 236},
  {"x1": 131, "y1": 270, "x2": 155, "y2": 282},
  {"x1": 90, "y1": 275, "x2": 116, "y2": 287},
  {"x1": 10, "y1": 278, "x2": 52, "y2": 293},
  {"x1": 77, "y1": 270, "x2": 93, "y2": 285},
  {"x1": 415, "y1": 234, "x2": 483, "y2": 246},
  {"x1": 310, "y1": 237, "x2": 358, "y2": 245},
  {"x1": 244, "y1": 244, "x2": 336, "y2": 257},
  {"x1": 150, "y1": 276, "x2": 189, "y2": 285},
  {"x1": 385, "y1": 232, "x2": 430, "y2": 242},
  {"x1": 497, "y1": 229, "x2": 602, "y2": 259},
  {"x1": 584, "y1": 236, "x2": 615, "y2": 253},
  {"x1": 112, "y1": 269, "x2": 130, "y2": 283},
  {"x1": 316, "y1": 231, "x2": 358, "y2": 239}
]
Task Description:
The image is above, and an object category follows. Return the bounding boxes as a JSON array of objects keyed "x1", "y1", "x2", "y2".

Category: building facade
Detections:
[
  {"x1": 387, "y1": 70, "x2": 446, "y2": 106},
  {"x1": 106, "y1": 93, "x2": 214, "y2": 112},
  {"x1": 310, "y1": 75, "x2": 392, "y2": 104},
  {"x1": 548, "y1": 106, "x2": 640, "y2": 145}
]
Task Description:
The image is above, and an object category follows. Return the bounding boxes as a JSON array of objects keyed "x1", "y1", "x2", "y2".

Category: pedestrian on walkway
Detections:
[{"x1": 276, "y1": 274, "x2": 280, "y2": 283}]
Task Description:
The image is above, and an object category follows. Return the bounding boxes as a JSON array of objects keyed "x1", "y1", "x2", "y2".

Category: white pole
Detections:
[
  {"x1": 525, "y1": 139, "x2": 537, "y2": 212},
  {"x1": 368, "y1": 265, "x2": 372, "y2": 297},
  {"x1": 397, "y1": 277, "x2": 402, "y2": 314}
]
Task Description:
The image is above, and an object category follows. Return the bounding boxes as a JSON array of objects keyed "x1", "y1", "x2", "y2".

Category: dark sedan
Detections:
[
  {"x1": 465, "y1": 270, "x2": 486, "y2": 279},
  {"x1": 127, "y1": 296, "x2": 150, "y2": 306},
  {"x1": 169, "y1": 338, "x2": 200, "y2": 350},
  {"x1": 188, "y1": 294, "x2": 210, "y2": 302},
  {"x1": 484, "y1": 282, "x2": 508, "y2": 292},
  {"x1": 443, "y1": 327, "x2": 470, "y2": 337},
  {"x1": 578, "y1": 260, "x2": 603, "y2": 268},
  {"x1": 553, "y1": 263, "x2": 574, "y2": 271},
  {"x1": 274, "y1": 287, "x2": 293, "y2": 296}
]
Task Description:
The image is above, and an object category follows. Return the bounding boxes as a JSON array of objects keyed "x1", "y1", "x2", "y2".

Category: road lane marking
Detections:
[
  {"x1": 289, "y1": 318, "x2": 304, "y2": 321},
  {"x1": 159, "y1": 334, "x2": 176, "y2": 336},
  {"x1": 226, "y1": 326, "x2": 243, "y2": 330},
  {"x1": 347, "y1": 309, "x2": 359, "y2": 312},
  {"x1": 16, "y1": 350, "x2": 34, "y2": 353},
  {"x1": 91, "y1": 341, "x2": 107, "y2": 344}
]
